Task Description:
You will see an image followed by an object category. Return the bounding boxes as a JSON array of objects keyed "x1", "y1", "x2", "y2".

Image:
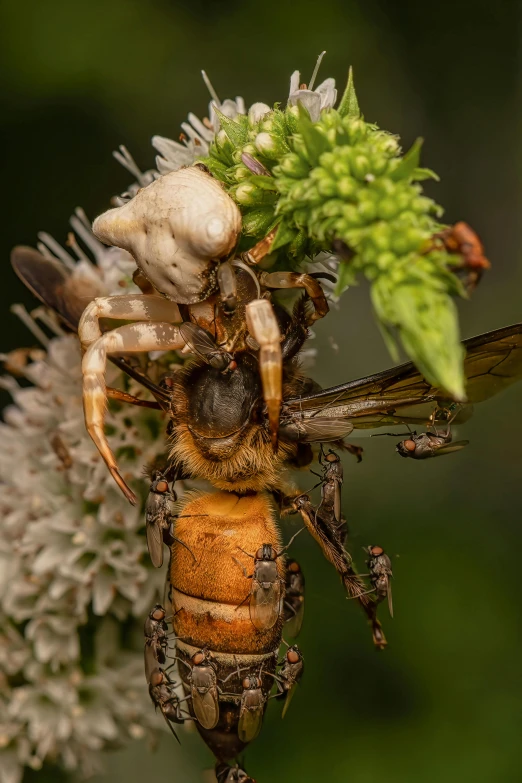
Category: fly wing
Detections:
[
  {"x1": 238, "y1": 705, "x2": 263, "y2": 743},
  {"x1": 281, "y1": 683, "x2": 297, "y2": 719},
  {"x1": 179, "y1": 322, "x2": 219, "y2": 361},
  {"x1": 431, "y1": 440, "x2": 470, "y2": 457},
  {"x1": 281, "y1": 324, "x2": 522, "y2": 432},
  {"x1": 387, "y1": 581, "x2": 394, "y2": 619},
  {"x1": 284, "y1": 599, "x2": 305, "y2": 639},
  {"x1": 191, "y1": 685, "x2": 220, "y2": 730},
  {"x1": 146, "y1": 519, "x2": 165, "y2": 568},
  {"x1": 250, "y1": 580, "x2": 281, "y2": 632},
  {"x1": 159, "y1": 706, "x2": 181, "y2": 744}
]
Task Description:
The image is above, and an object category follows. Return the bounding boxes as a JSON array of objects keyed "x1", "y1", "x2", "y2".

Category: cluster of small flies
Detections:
[{"x1": 10, "y1": 140, "x2": 521, "y2": 780}]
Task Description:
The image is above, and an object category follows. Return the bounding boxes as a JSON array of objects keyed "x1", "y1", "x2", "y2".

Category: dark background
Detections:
[{"x1": 2, "y1": 1, "x2": 522, "y2": 781}]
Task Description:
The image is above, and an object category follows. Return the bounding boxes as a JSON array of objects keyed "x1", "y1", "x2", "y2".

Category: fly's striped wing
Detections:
[{"x1": 281, "y1": 324, "x2": 522, "y2": 432}]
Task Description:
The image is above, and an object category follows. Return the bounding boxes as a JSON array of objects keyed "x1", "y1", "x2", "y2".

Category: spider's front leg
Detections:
[
  {"x1": 82, "y1": 322, "x2": 186, "y2": 504},
  {"x1": 259, "y1": 271, "x2": 329, "y2": 323},
  {"x1": 78, "y1": 294, "x2": 181, "y2": 350},
  {"x1": 245, "y1": 299, "x2": 282, "y2": 450}
]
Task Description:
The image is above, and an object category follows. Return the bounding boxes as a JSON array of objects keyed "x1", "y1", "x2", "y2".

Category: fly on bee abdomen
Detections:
[{"x1": 169, "y1": 490, "x2": 283, "y2": 760}]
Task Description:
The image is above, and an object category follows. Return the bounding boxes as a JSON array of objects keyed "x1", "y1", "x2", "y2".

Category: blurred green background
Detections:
[{"x1": 2, "y1": 0, "x2": 522, "y2": 781}]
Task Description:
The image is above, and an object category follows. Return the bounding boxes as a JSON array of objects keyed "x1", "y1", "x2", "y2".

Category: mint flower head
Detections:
[{"x1": 202, "y1": 62, "x2": 475, "y2": 399}]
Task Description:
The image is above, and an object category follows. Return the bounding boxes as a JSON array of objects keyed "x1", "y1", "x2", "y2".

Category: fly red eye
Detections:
[
  {"x1": 155, "y1": 480, "x2": 168, "y2": 493},
  {"x1": 242, "y1": 677, "x2": 250, "y2": 689},
  {"x1": 325, "y1": 453, "x2": 338, "y2": 462},
  {"x1": 288, "y1": 562, "x2": 300, "y2": 573},
  {"x1": 255, "y1": 547, "x2": 264, "y2": 560},
  {"x1": 287, "y1": 649, "x2": 300, "y2": 663},
  {"x1": 403, "y1": 439, "x2": 416, "y2": 452},
  {"x1": 370, "y1": 546, "x2": 384, "y2": 556},
  {"x1": 192, "y1": 652, "x2": 205, "y2": 665},
  {"x1": 150, "y1": 670, "x2": 163, "y2": 686},
  {"x1": 152, "y1": 607, "x2": 165, "y2": 620}
]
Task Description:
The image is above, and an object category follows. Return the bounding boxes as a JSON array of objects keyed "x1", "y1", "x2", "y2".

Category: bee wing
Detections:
[
  {"x1": 238, "y1": 706, "x2": 263, "y2": 743},
  {"x1": 281, "y1": 323, "x2": 522, "y2": 433},
  {"x1": 191, "y1": 685, "x2": 220, "y2": 730},
  {"x1": 11, "y1": 246, "x2": 170, "y2": 405},
  {"x1": 11, "y1": 246, "x2": 96, "y2": 330},
  {"x1": 250, "y1": 580, "x2": 282, "y2": 632},
  {"x1": 146, "y1": 518, "x2": 165, "y2": 568},
  {"x1": 431, "y1": 440, "x2": 470, "y2": 457}
]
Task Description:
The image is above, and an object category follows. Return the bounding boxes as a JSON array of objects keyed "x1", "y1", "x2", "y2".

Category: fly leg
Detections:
[
  {"x1": 78, "y1": 294, "x2": 182, "y2": 350},
  {"x1": 245, "y1": 298, "x2": 282, "y2": 450},
  {"x1": 82, "y1": 322, "x2": 186, "y2": 504},
  {"x1": 259, "y1": 271, "x2": 329, "y2": 324}
]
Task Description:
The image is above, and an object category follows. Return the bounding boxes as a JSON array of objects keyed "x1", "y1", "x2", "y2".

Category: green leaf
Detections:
[
  {"x1": 270, "y1": 220, "x2": 298, "y2": 252},
  {"x1": 214, "y1": 108, "x2": 249, "y2": 148},
  {"x1": 241, "y1": 207, "x2": 276, "y2": 236},
  {"x1": 390, "y1": 138, "x2": 424, "y2": 182},
  {"x1": 338, "y1": 67, "x2": 360, "y2": 119},
  {"x1": 296, "y1": 102, "x2": 330, "y2": 166}
]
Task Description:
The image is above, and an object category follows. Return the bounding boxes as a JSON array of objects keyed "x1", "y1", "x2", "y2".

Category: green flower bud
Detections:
[
  {"x1": 337, "y1": 177, "x2": 356, "y2": 198},
  {"x1": 351, "y1": 154, "x2": 370, "y2": 180},
  {"x1": 278, "y1": 153, "x2": 309, "y2": 178},
  {"x1": 255, "y1": 132, "x2": 289, "y2": 160},
  {"x1": 317, "y1": 178, "x2": 338, "y2": 198}
]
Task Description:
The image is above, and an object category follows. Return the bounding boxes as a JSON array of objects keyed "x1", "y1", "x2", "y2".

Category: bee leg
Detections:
[
  {"x1": 292, "y1": 494, "x2": 386, "y2": 649},
  {"x1": 259, "y1": 271, "x2": 329, "y2": 324},
  {"x1": 106, "y1": 387, "x2": 161, "y2": 409},
  {"x1": 245, "y1": 298, "x2": 282, "y2": 450},
  {"x1": 78, "y1": 294, "x2": 181, "y2": 350},
  {"x1": 82, "y1": 322, "x2": 185, "y2": 504}
]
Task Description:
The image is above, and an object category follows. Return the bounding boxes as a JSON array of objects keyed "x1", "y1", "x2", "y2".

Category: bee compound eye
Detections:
[
  {"x1": 287, "y1": 649, "x2": 300, "y2": 663},
  {"x1": 403, "y1": 439, "x2": 417, "y2": 452},
  {"x1": 370, "y1": 546, "x2": 384, "y2": 556},
  {"x1": 155, "y1": 480, "x2": 169, "y2": 493}
]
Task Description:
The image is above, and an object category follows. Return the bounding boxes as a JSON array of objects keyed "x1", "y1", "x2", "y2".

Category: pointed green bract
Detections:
[
  {"x1": 338, "y1": 67, "x2": 360, "y2": 119},
  {"x1": 390, "y1": 137, "x2": 423, "y2": 182}
]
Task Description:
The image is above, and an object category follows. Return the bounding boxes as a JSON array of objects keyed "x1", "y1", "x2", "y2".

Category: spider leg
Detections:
[
  {"x1": 78, "y1": 294, "x2": 181, "y2": 350},
  {"x1": 259, "y1": 271, "x2": 329, "y2": 324},
  {"x1": 245, "y1": 299, "x2": 282, "y2": 450},
  {"x1": 82, "y1": 322, "x2": 185, "y2": 504}
]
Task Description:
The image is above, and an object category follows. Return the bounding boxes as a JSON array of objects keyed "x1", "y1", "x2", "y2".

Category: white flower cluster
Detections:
[
  {"x1": 1, "y1": 60, "x2": 340, "y2": 782},
  {"x1": 0, "y1": 216, "x2": 168, "y2": 783}
]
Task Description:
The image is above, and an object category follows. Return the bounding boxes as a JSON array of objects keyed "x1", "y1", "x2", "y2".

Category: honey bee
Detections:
[{"x1": 11, "y1": 197, "x2": 522, "y2": 767}]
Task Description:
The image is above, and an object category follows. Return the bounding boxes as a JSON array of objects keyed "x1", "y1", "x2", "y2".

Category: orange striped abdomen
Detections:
[{"x1": 170, "y1": 490, "x2": 284, "y2": 654}]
